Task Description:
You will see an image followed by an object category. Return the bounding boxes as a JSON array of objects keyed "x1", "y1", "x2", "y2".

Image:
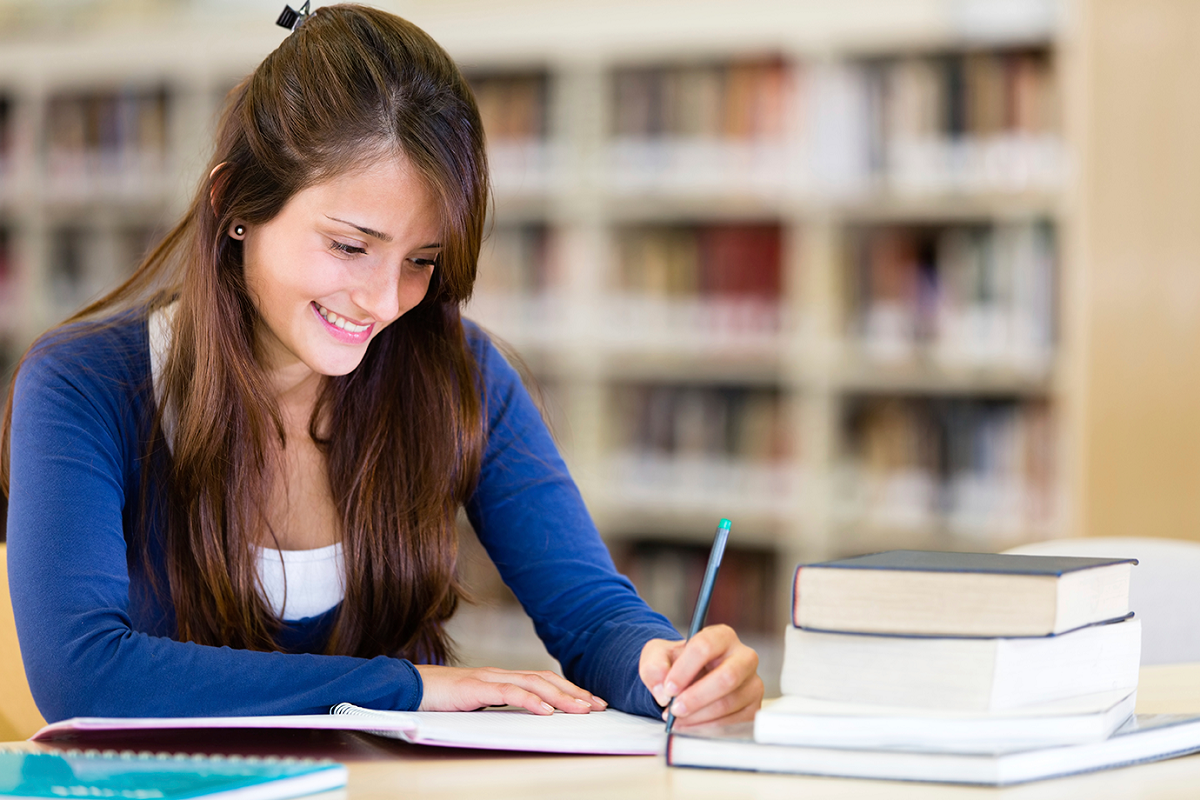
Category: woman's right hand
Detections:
[{"x1": 415, "y1": 664, "x2": 607, "y2": 715}]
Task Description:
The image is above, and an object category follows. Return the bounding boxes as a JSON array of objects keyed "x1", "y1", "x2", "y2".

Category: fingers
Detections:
[
  {"x1": 477, "y1": 668, "x2": 605, "y2": 713},
  {"x1": 654, "y1": 625, "x2": 764, "y2": 727},
  {"x1": 415, "y1": 665, "x2": 606, "y2": 715},
  {"x1": 670, "y1": 672, "x2": 763, "y2": 728},
  {"x1": 640, "y1": 638, "x2": 684, "y2": 707},
  {"x1": 662, "y1": 625, "x2": 739, "y2": 698}
]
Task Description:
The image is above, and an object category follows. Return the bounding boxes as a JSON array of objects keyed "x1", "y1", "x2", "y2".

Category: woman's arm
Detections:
[
  {"x1": 462, "y1": 328, "x2": 763, "y2": 724},
  {"x1": 6, "y1": 332, "x2": 420, "y2": 722},
  {"x1": 461, "y1": 329, "x2": 681, "y2": 717}
]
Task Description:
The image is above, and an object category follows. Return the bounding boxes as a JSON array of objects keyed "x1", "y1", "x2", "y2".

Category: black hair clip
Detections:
[{"x1": 276, "y1": 2, "x2": 311, "y2": 31}]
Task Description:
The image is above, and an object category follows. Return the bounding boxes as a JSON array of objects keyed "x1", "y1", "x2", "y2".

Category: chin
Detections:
[{"x1": 307, "y1": 350, "x2": 369, "y2": 377}]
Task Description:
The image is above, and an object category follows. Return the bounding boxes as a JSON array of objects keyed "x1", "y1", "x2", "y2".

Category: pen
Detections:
[{"x1": 664, "y1": 517, "x2": 731, "y2": 734}]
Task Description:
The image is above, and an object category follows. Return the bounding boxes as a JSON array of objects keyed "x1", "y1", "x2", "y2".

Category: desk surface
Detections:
[{"x1": 8, "y1": 663, "x2": 1200, "y2": 800}]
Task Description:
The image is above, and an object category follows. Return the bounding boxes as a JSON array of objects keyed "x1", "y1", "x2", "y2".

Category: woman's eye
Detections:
[
  {"x1": 330, "y1": 240, "x2": 367, "y2": 256},
  {"x1": 411, "y1": 257, "x2": 438, "y2": 269}
]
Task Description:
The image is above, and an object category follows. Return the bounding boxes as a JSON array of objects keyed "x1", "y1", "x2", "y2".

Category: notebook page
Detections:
[{"x1": 331, "y1": 704, "x2": 665, "y2": 755}]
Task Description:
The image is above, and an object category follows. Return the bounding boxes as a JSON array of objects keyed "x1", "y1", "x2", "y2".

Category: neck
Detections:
[{"x1": 253, "y1": 329, "x2": 324, "y2": 432}]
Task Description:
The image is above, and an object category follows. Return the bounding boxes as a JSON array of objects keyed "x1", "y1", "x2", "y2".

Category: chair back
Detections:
[
  {"x1": 1006, "y1": 537, "x2": 1200, "y2": 665},
  {"x1": 0, "y1": 543, "x2": 47, "y2": 739}
]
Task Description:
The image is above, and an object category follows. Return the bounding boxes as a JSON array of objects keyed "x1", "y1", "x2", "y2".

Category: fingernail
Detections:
[
  {"x1": 541, "y1": 702, "x2": 554, "y2": 713},
  {"x1": 661, "y1": 709, "x2": 669, "y2": 721},
  {"x1": 671, "y1": 700, "x2": 688, "y2": 717},
  {"x1": 664, "y1": 681, "x2": 679, "y2": 695},
  {"x1": 574, "y1": 697, "x2": 592, "y2": 708},
  {"x1": 592, "y1": 696, "x2": 608, "y2": 708}
]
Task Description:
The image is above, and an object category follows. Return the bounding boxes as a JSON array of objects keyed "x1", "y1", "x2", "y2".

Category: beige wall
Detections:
[{"x1": 1075, "y1": 0, "x2": 1200, "y2": 540}]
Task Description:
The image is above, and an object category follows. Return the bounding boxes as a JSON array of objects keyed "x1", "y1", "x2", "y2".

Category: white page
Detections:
[{"x1": 331, "y1": 704, "x2": 665, "y2": 755}]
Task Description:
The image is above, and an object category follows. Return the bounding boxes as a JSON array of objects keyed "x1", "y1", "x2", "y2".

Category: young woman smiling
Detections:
[{"x1": 1, "y1": 4, "x2": 763, "y2": 726}]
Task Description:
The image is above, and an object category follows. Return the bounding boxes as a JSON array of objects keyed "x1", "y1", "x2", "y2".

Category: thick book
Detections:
[
  {"x1": 667, "y1": 713, "x2": 1200, "y2": 786},
  {"x1": 754, "y1": 690, "x2": 1136, "y2": 753},
  {"x1": 780, "y1": 617, "x2": 1141, "y2": 711},
  {"x1": 33, "y1": 706, "x2": 664, "y2": 756},
  {"x1": 792, "y1": 550, "x2": 1136, "y2": 637},
  {"x1": 0, "y1": 748, "x2": 345, "y2": 800}
]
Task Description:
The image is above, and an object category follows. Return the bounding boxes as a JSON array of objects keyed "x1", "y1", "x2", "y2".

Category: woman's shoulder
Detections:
[
  {"x1": 18, "y1": 309, "x2": 151, "y2": 396},
  {"x1": 460, "y1": 317, "x2": 519, "y2": 387}
]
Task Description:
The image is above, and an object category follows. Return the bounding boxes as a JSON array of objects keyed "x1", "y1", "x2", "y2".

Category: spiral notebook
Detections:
[{"x1": 0, "y1": 749, "x2": 346, "y2": 800}]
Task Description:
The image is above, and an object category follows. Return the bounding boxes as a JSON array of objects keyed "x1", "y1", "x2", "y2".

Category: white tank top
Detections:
[{"x1": 149, "y1": 304, "x2": 346, "y2": 620}]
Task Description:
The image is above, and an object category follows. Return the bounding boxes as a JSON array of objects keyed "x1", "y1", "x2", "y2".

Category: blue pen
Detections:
[{"x1": 664, "y1": 517, "x2": 731, "y2": 734}]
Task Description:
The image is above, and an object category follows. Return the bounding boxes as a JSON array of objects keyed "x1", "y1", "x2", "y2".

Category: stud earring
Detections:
[{"x1": 233, "y1": 225, "x2": 246, "y2": 237}]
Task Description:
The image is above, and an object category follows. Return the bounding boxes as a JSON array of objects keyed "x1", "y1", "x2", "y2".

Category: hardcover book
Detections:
[
  {"x1": 779, "y1": 617, "x2": 1141, "y2": 711},
  {"x1": 668, "y1": 713, "x2": 1200, "y2": 786},
  {"x1": 793, "y1": 550, "x2": 1136, "y2": 637}
]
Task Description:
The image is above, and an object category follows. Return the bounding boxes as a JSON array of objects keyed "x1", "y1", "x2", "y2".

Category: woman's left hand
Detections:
[{"x1": 639, "y1": 624, "x2": 763, "y2": 728}]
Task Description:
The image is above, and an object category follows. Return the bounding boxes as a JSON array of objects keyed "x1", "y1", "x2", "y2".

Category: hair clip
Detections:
[{"x1": 276, "y1": 1, "x2": 311, "y2": 32}]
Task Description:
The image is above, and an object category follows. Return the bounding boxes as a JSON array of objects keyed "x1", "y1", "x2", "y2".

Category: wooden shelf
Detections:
[{"x1": 0, "y1": 2, "x2": 1074, "y2": 621}]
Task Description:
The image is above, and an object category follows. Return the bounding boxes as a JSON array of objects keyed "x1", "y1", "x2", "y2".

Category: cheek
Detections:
[{"x1": 401, "y1": 270, "x2": 435, "y2": 307}]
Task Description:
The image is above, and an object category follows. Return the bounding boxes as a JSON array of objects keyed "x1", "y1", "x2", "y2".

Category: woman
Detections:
[{"x1": 2, "y1": 4, "x2": 762, "y2": 726}]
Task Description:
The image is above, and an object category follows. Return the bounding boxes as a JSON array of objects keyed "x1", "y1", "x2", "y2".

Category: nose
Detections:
[{"x1": 350, "y1": 259, "x2": 403, "y2": 323}]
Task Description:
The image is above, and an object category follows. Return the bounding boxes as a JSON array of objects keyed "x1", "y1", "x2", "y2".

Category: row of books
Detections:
[
  {"x1": 847, "y1": 221, "x2": 1055, "y2": 369},
  {"x1": 472, "y1": 222, "x2": 785, "y2": 301},
  {"x1": 43, "y1": 86, "x2": 169, "y2": 179},
  {"x1": 611, "y1": 383, "x2": 789, "y2": 463},
  {"x1": 474, "y1": 224, "x2": 556, "y2": 296},
  {"x1": 45, "y1": 224, "x2": 157, "y2": 315},
  {"x1": 469, "y1": 72, "x2": 549, "y2": 142},
  {"x1": 0, "y1": 227, "x2": 10, "y2": 283},
  {"x1": 811, "y1": 50, "x2": 1061, "y2": 195},
  {"x1": 612, "y1": 59, "x2": 789, "y2": 141},
  {"x1": 840, "y1": 397, "x2": 1056, "y2": 537},
  {"x1": 668, "y1": 550, "x2": 1179, "y2": 786},
  {"x1": 0, "y1": 95, "x2": 11, "y2": 172},
  {"x1": 615, "y1": 224, "x2": 783, "y2": 300},
  {"x1": 11, "y1": 50, "x2": 1060, "y2": 197},
  {"x1": 615, "y1": 539, "x2": 777, "y2": 635},
  {"x1": 605, "y1": 383, "x2": 795, "y2": 515}
]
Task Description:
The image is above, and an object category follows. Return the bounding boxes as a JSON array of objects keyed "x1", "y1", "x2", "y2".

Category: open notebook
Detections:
[{"x1": 33, "y1": 705, "x2": 665, "y2": 756}]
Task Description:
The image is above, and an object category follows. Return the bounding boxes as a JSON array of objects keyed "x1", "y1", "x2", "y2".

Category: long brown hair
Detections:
[{"x1": 1, "y1": 5, "x2": 489, "y2": 663}]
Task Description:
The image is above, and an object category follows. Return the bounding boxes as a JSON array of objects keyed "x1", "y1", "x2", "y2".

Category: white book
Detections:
[
  {"x1": 33, "y1": 706, "x2": 665, "y2": 756},
  {"x1": 668, "y1": 713, "x2": 1200, "y2": 786},
  {"x1": 754, "y1": 690, "x2": 1136, "y2": 753},
  {"x1": 781, "y1": 617, "x2": 1141, "y2": 711}
]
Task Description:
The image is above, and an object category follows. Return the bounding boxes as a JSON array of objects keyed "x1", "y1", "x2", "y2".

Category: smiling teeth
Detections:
[{"x1": 316, "y1": 303, "x2": 370, "y2": 333}]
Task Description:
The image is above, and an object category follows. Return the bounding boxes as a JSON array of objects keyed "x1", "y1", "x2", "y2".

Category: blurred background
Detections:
[{"x1": 0, "y1": 0, "x2": 1198, "y2": 693}]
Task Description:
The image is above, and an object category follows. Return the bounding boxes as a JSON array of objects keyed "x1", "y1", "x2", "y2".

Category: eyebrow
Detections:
[
  {"x1": 325, "y1": 215, "x2": 440, "y2": 250},
  {"x1": 326, "y1": 216, "x2": 395, "y2": 243}
]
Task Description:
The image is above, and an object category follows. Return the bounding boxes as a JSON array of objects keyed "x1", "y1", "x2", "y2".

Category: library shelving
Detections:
[{"x1": 0, "y1": 1, "x2": 1085, "y2": 690}]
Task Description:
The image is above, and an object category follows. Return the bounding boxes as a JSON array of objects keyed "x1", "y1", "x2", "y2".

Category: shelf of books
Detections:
[{"x1": 0, "y1": 3, "x2": 1069, "y2": 682}]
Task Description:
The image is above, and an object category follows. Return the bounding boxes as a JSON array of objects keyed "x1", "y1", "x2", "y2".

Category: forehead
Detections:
[{"x1": 288, "y1": 154, "x2": 442, "y2": 238}]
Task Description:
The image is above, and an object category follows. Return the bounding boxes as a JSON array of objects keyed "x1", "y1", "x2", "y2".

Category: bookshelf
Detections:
[{"x1": 0, "y1": 1, "x2": 1083, "y2": 686}]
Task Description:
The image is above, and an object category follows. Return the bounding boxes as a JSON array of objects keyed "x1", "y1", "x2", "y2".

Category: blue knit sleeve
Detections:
[
  {"x1": 462, "y1": 325, "x2": 681, "y2": 719},
  {"x1": 6, "y1": 328, "x2": 423, "y2": 723}
]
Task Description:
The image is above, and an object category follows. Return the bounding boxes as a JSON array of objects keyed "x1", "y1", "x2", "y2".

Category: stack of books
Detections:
[{"x1": 669, "y1": 550, "x2": 1200, "y2": 785}]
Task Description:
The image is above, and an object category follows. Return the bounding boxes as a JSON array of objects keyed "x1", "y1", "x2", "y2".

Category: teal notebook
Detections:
[{"x1": 0, "y1": 749, "x2": 346, "y2": 800}]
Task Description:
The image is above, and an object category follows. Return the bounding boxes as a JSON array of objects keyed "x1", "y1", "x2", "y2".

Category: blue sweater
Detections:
[{"x1": 6, "y1": 313, "x2": 678, "y2": 723}]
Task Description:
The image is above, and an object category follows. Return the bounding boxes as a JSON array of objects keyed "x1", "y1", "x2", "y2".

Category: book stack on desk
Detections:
[
  {"x1": 667, "y1": 550, "x2": 1200, "y2": 786},
  {"x1": 764, "y1": 550, "x2": 1142, "y2": 750}
]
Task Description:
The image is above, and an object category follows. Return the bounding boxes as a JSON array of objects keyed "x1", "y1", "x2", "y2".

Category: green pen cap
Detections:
[{"x1": 718, "y1": 518, "x2": 732, "y2": 530}]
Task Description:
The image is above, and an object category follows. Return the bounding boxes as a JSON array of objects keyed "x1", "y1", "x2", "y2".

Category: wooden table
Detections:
[{"x1": 8, "y1": 664, "x2": 1200, "y2": 799}]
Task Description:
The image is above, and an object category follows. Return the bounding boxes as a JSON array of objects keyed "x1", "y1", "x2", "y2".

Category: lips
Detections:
[{"x1": 311, "y1": 301, "x2": 373, "y2": 344}]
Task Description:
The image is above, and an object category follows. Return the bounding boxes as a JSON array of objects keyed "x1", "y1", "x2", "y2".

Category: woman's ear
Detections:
[{"x1": 209, "y1": 162, "x2": 231, "y2": 216}]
